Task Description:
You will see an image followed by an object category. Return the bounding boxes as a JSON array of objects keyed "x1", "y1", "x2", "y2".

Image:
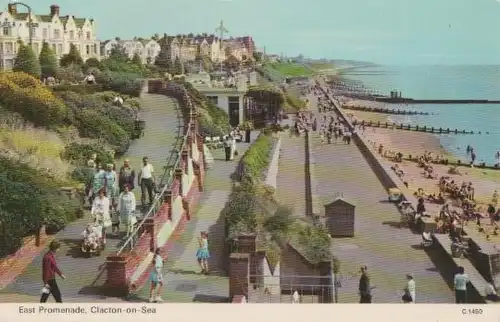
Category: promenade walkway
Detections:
[
  {"x1": 128, "y1": 133, "x2": 257, "y2": 302},
  {"x1": 309, "y1": 94, "x2": 455, "y2": 303},
  {"x1": 0, "y1": 89, "x2": 181, "y2": 302}
]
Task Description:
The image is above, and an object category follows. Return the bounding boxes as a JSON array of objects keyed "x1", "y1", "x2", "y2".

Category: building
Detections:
[
  {"x1": 0, "y1": 4, "x2": 100, "y2": 71},
  {"x1": 101, "y1": 38, "x2": 161, "y2": 64}
]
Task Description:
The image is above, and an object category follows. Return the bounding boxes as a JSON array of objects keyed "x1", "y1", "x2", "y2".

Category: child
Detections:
[
  {"x1": 111, "y1": 205, "x2": 120, "y2": 235},
  {"x1": 82, "y1": 224, "x2": 98, "y2": 251},
  {"x1": 149, "y1": 248, "x2": 164, "y2": 303},
  {"x1": 196, "y1": 231, "x2": 210, "y2": 274}
]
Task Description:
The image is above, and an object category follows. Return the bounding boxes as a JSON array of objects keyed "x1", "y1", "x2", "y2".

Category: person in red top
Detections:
[{"x1": 40, "y1": 240, "x2": 66, "y2": 303}]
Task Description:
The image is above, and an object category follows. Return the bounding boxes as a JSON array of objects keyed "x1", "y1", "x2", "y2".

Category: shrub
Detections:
[
  {"x1": 62, "y1": 142, "x2": 114, "y2": 166},
  {"x1": 95, "y1": 71, "x2": 143, "y2": 97},
  {"x1": 73, "y1": 109, "x2": 130, "y2": 155},
  {"x1": 0, "y1": 72, "x2": 69, "y2": 128},
  {"x1": 57, "y1": 64, "x2": 85, "y2": 84},
  {"x1": 60, "y1": 44, "x2": 83, "y2": 67},
  {"x1": 13, "y1": 44, "x2": 41, "y2": 78},
  {"x1": 52, "y1": 83, "x2": 103, "y2": 95},
  {"x1": 238, "y1": 133, "x2": 273, "y2": 180},
  {"x1": 39, "y1": 41, "x2": 59, "y2": 78}
]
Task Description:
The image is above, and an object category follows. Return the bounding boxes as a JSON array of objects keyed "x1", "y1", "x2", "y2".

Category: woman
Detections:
[
  {"x1": 149, "y1": 248, "x2": 164, "y2": 303},
  {"x1": 91, "y1": 163, "x2": 105, "y2": 204},
  {"x1": 230, "y1": 135, "x2": 238, "y2": 160},
  {"x1": 196, "y1": 231, "x2": 210, "y2": 274},
  {"x1": 402, "y1": 274, "x2": 416, "y2": 303},
  {"x1": 118, "y1": 184, "x2": 137, "y2": 238},
  {"x1": 91, "y1": 188, "x2": 112, "y2": 246},
  {"x1": 104, "y1": 164, "x2": 117, "y2": 200}
]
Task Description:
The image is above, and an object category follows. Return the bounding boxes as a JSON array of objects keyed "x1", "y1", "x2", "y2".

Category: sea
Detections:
[{"x1": 341, "y1": 64, "x2": 500, "y2": 164}]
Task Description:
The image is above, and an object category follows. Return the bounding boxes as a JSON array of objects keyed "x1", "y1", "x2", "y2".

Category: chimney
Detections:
[
  {"x1": 8, "y1": 3, "x2": 17, "y2": 15},
  {"x1": 50, "y1": 5, "x2": 60, "y2": 16}
]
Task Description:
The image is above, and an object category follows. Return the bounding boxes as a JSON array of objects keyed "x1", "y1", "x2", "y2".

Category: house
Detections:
[
  {"x1": 0, "y1": 4, "x2": 100, "y2": 71},
  {"x1": 224, "y1": 38, "x2": 248, "y2": 61},
  {"x1": 101, "y1": 38, "x2": 161, "y2": 64}
]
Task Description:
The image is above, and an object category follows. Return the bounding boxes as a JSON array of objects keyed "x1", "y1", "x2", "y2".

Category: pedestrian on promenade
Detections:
[
  {"x1": 91, "y1": 188, "x2": 111, "y2": 246},
  {"x1": 149, "y1": 248, "x2": 164, "y2": 303},
  {"x1": 40, "y1": 240, "x2": 65, "y2": 303},
  {"x1": 91, "y1": 163, "x2": 105, "y2": 204},
  {"x1": 196, "y1": 231, "x2": 210, "y2": 274},
  {"x1": 358, "y1": 266, "x2": 372, "y2": 303},
  {"x1": 119, "y1": 159, "x2": 136, "y2": 193},
  {"x1": 118, "y1": 184, "x2": 137, "y2": 238},
  {"x1": 454, "y1": 266, "x2": 469, "y2": 303},
  {"x1": 223, "y1": 137, "x2": 232, "y2": 161},
  {"x1": 138, "y1": 156, "x2": 155, "y2": 205},
  {"x1": 402, "y1": 274, "x2": 415, "y2": 303}
]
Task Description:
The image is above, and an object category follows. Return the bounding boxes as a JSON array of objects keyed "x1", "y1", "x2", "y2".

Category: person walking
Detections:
[
  {"x1": 149, "y1": 248, "x2": 164, "y2": 303},
  {"x1": 402, "y1": 274, "x2": 416, "y2": 303},
  {"x1": 358, "y1": 266, "x2": 372, "y2": 303},
  {"x1": 91, "y1": 188, "x2": 112, "y2": 246},
  {"x1": 119, "y1": 159, "x2": 136, "y2": 193},
  {"x1": 138, "y1": 156, "x2": 155, "y2": 206},
  {"x1": 223, "y1": 136, "x2": 232, "y2": 162},
  {"x1": 118, "y1": 184, "x2": 137, "y2": 238},
  {"x1": 196, "y1": 231, "x2": 210, "y2": 274},
  {"x1": 454, "y1": 266, "x2": 470, "y2": 303},
  {"x1": 40, "y1": 240, "x2": 65, "y2": 303}
]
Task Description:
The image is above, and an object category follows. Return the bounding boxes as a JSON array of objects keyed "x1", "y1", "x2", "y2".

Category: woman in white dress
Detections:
[
  {"x1": 229, "y1": 135, "x2": 237, "y2": 161},
  {"x1": 118, "y1": 184, "x2": 137, "y2": 238},
  {"x1": 91, "y1": 188, "x2": 112, "y2": 246}
]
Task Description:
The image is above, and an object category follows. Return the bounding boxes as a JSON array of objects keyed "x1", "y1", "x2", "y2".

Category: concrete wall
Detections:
[{"x1": 305, "y1": 131, "x2": 322, "y2": 217}]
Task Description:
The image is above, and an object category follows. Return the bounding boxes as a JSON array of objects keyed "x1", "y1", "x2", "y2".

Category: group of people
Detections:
[{"x1": 81, "y1": 155, "x2": 157, "y2": 251}]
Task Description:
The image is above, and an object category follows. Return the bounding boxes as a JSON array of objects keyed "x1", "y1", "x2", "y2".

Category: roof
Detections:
[
  {"x1": 37, "y1": 15, "x2": 52, "y2": 23},
  {"x1": 73, "y1": 18, "x2": 86, "y2": 28},
  {"x1": 324, "y1": 197, "x2": 355, "y2": 208}
]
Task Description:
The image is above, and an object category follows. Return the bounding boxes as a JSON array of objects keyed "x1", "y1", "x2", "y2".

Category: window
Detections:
[
  {"x1": 2, "y1": 27, "x2": 9, "y2": 36},
  {"x1": 207, "y1": 96, "x2": 218, "y2": 105},
  {"x1": 86, "y1": 31, "x2": 91, "y2": 40},
  {"x1": 69, "y1": 31, "x2": 74, "y2": 40},
  {"x1": 54, "y1": 29, "x2": 60, "y2": 39},
  {"x1": 57, "y1": 44, "x2": 62, "y2": 54},
  {"x1": 5, "y1": 42, "x2": 13, "y2": 53},
  {"x1": 93, "y1": 44, "x2": 97, "y2": 54},
  {"x1": 30, "y1": 27, "x2": 36, "y2": 37},
  {"x1": 42, "y1": 28, "x2": 48, "y2": 39},
  {"x1": 86, "y1": 45, "x2": 90, "y2": 54},
  {"x1": 228, "y1": 96, "x2": 240, "y2": 103}
]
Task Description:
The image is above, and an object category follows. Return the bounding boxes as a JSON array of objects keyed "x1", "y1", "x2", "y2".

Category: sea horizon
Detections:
[{"x1": 340, "y1": 64, "x2": 500, "y2": 164}]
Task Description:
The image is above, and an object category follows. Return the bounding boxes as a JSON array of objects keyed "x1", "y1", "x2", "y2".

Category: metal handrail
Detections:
[{"x1": 116, "y1": 85, "x2": 196, "y2": 255}]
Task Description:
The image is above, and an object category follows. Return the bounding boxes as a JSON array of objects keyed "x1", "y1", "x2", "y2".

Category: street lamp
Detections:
[{"x1": 11, "y1": 2, "x2": 34, "y2": 46}]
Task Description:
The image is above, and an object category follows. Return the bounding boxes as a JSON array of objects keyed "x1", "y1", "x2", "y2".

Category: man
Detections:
[
  {"x1": 119, "y1": 159, "x2": 136, "y2": 193},
  {"x1": 138, "y1": 156, "x2": 155, "y2": 205},
  {"x1": 454, "y1": 266, "x2": 469, "y2": 303},
  {"x1": 223, "y1": 136, "x2": 232, "y2": 162},
  {"x1": 40, "y1": 240, "x2": 65, "y2": 303},
  {"x1": 358, "y1": 266, "x2": 372, "y2": 303}
]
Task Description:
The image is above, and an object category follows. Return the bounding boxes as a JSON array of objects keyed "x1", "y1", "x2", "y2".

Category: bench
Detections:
[{"x1": 433, "y1": 234, "x2": 492, "y2": 303}]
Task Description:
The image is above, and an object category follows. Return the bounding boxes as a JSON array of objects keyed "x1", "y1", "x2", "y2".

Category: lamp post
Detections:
[{"x1": 11, "y1": 2, "x2": 34, "y2": 46}]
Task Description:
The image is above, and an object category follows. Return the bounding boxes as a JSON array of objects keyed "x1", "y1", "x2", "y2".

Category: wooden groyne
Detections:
[
  {"x1": 375, "y1": 97, "x2": 500, "y2": 104},
  {"x1": 342, "y1": 105, "x2": 431, "y2": 116},
  {"x1": 352, "y1": 119, "x2": 486, "y2": 135}
]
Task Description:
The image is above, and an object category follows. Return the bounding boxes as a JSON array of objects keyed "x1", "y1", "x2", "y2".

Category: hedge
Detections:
[
  {"x1": 95, "y1": 71, "x2": 143, "y2": 97},
  {"x1": 0, "y1": 72, "x2": 69, "y2": 128},
  {"x1": 73, "y1": 109, "x2": 131, "y2": 155},
  {"x1": 0, "y1": 157, "x2": 80, "y2": 257},
  {"x1": 52, "y1": 83, "x2": 104, "y2": 95}
]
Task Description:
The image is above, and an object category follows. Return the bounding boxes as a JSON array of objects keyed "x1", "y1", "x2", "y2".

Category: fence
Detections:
[
  {"x1": 247, "y1": 274, "x2": 333, "y2": 303},
  {"x1": 115, "y1": 80, "x2": 196, "y2": 255}
]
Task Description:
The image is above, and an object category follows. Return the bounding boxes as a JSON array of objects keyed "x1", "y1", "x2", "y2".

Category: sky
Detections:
[{"x1": 4, "y1": 0, "x2": 500, "y2": 65}]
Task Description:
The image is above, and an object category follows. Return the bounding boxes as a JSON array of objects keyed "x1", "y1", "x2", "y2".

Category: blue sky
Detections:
[{"x1": 5, "y1": 0, "x2": 500, "y2": 65}]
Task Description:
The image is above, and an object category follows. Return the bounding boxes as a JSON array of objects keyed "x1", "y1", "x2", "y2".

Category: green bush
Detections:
[
  {"x1": 238, "y1": 133, "x2": 273, "y2": 180},
  {"x1": 73, "y1": 109, "x2": 130, "y2": 155},
  {"x1": 52, "y1": 84, "x2": 104, "y2": 95},
  {"x1": 0, "y1": 157, "x2": 80, "y2": 256},
  {"x1": 95, "y1": 71, "x2": 143, "y2": 97},
  {"x1": 62, "y1": 142, "x2": 114, "y2": 166}
]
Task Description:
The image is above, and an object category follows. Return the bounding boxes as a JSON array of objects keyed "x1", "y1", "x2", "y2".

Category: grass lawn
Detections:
[{"x1": 267, "y1": 62, "x2": 314, "y2": 77}]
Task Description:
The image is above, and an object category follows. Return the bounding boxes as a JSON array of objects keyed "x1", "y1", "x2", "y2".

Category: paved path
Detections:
[
  {"x1": 275, "y1": 133, "x2": 307, "y2": 219},
  {"x1": 128, "y1": 133, "x2": 259, "y2": 303},
  {"x1": 309, "y1": 94, "x2": 455, "y2": 303},
  {"x1": 0, "y1": 89, "x2": 181, "y2": 302}
]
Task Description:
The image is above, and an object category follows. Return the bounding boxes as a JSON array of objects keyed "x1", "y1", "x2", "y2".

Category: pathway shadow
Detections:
[
  {"x1": 192, "y1": 294, "x2": 229, "y2": 303},
  {"x1": 381, "y1": 221, "x2": 403, "y2": 229},
  {"x1": 207, "y1": 207, "x2": 229, "y2": 277},
  {"x1": 168, "y1": 268, "x2": 200, "y2": 275},
  {"x1": 60, "y1": 238, "x2": 84, "y2": 258}
]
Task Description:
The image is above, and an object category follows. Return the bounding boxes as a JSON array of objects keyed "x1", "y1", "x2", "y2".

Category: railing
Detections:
[
  {"x1": 247, "y1": 274, "x2": 333, "y2": 303},
  {"x1": 115, "y1": 83, "x2": 196, "y2": 255}
]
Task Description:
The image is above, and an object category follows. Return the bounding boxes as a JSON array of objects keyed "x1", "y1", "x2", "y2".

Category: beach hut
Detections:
[{"x1": 324, "y1": 196, "x2": 356, "y2": 237}]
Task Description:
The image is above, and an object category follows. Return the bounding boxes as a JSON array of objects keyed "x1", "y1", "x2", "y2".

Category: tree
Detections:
[
  {"x1": 38, "y1": 41, "x2": 58, "y2": 78},
  {"x1": 60, "y1": 43, "x2": 83, "y2": 67},
  {"x1": 13, "y1": 43, "x2": 41, "y2": 78},
  {"x1": 108, "y1": 45, "x2": 128, "y2": 62},
  {"x1": 172, "y1": 57, "x2": 183, "y2": 75},
  {"x1": 253, "y1": 52, "x2": 263, "y2": 62},
  {"x1": 224, "y1": 54, "x2": 240, "y2": 70},
  {"x1": 154, "y1": 44, "x2": 171, "y2": 70},
  {"x1": 131, "y1": 52, "x2": 142, "y2": 65},
  {"x1": 84, "y1": 57, "x2": 101, "y2": 70}
]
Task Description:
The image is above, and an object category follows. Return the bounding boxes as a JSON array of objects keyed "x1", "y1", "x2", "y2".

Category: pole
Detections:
[{"x1": 28, "y1": 7, "x2": 32, "y2": 47}]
